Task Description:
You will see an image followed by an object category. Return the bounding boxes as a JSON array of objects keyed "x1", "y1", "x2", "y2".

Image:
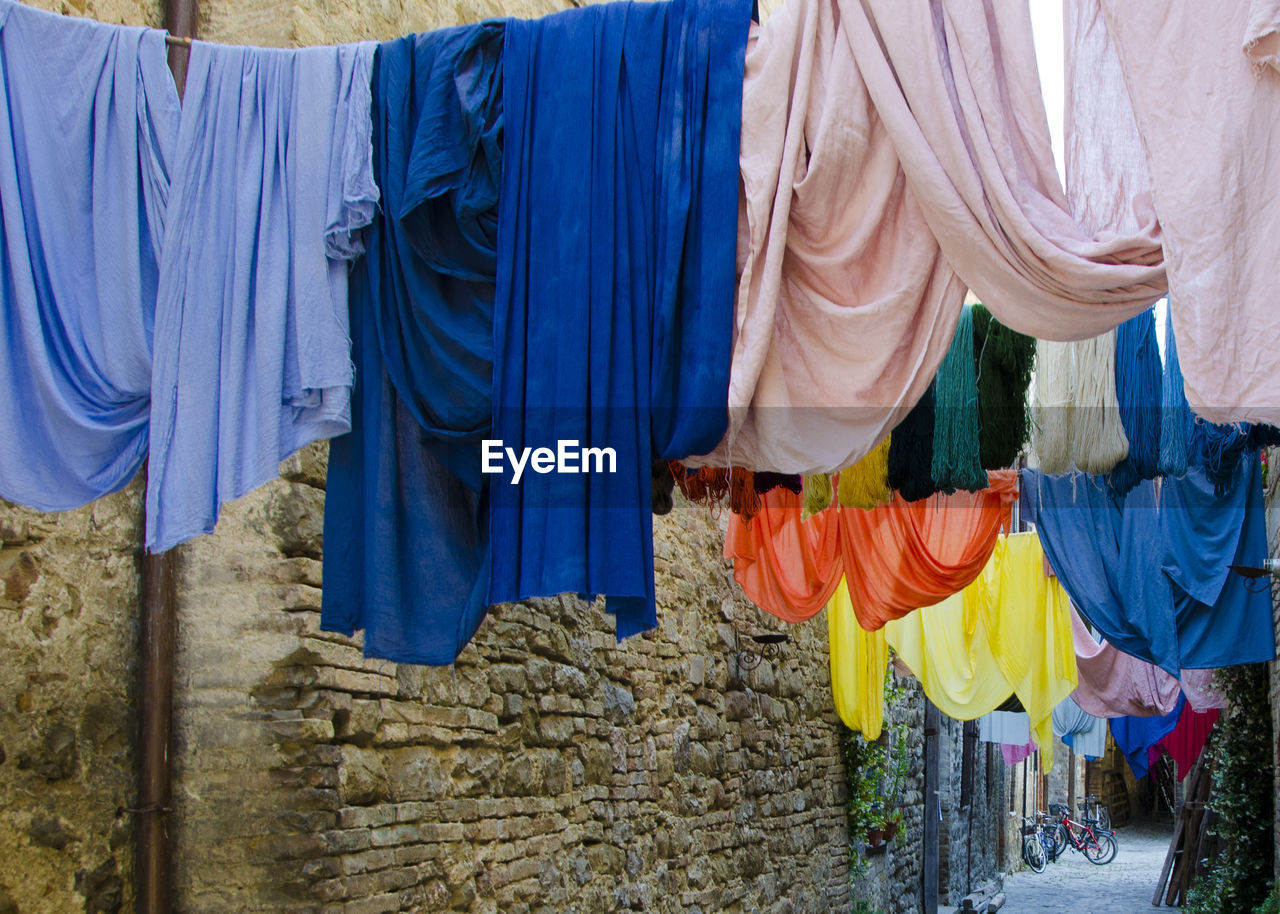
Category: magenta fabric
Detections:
[{"x1": 1001, "y1": 741, "x2": 1037, "y2": 766}]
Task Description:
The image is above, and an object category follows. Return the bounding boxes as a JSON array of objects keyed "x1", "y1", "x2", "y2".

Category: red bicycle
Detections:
[{"x1": 1047, "y1": 806, "x2": 1118, "y2": 865}]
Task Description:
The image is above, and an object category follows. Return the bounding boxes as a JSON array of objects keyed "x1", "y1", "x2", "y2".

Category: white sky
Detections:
[{"x1": 1029, "y1": 0, "x2": 1066, "y2": 185}]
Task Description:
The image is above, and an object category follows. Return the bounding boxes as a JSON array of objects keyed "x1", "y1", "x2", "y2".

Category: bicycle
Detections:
[
  {"x1": 1014, "y1": 813, "x2": 1050, "y2": 873},
  {"x1": 1047, "y1": 807, "x2": 1118, "y2": 865}
]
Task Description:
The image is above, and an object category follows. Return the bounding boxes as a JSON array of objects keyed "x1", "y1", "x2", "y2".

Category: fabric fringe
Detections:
[
  {"x1": 1158, "y1": 310, "x2": 1189, "y2": 477},
  {"x1": 932, "y1": 305, "x2": 987, "y2": 492},
  {"x1": 1109, "y1": 309, "x2": 1162, "y2": 496},
  {"x1": 888, "y1": 383, "x2": 938, "y2": 501},
  {"x1": 837, "y1": 435, "x2": 893, "y2": 509},
  {"x1": 801, "y1": 472, "x2": 834, "y2": 519},
  {"x1": 972, "y1": 304, "x2": 1035, "y2": 470}
]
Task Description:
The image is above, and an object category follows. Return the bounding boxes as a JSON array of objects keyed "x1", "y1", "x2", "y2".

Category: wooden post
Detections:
[{"x1": 924, "y1": 701, "x2": 940, "y2": 914}]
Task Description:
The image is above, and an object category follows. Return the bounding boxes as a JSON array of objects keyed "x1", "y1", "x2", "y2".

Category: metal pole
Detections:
[{"x1": 138, "y1": 3, "x2": 197, "y2": 909}]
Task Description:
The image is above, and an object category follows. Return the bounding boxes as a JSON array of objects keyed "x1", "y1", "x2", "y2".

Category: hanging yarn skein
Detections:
[
  {"x1": 1070, "y1": 332, "x2": 1130, "y2": 474},
  {"x1": 837, "y1": 435, "x2": 893, "y2": 509},
  {"x1": 1032, "y1": 333, "x2": 1129, "y2": 475},
  {"x1": 932, "y1": 305, "x2": 987, "y2": 493},
  {"x1": 1032, "y1": 340, "x2": 1075, "y2": 474},
  {"x1": 972, "y1": 304, "x2": 1034, "y2": 470},
  {"x1": 888, "y1": 383, "x2": 938, "y2": 501},
  {"x1": 801, "y1": 472, "x2": 835, "y2": 518},
  {"x1": 1109, "y1": 309, "x2": 1162, "y2": 496},
  {"x1": 1158, "y1": 308, "x2": 1189, "y2": 477}
]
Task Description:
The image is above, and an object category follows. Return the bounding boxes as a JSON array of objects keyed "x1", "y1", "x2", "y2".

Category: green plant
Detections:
[
  {"x1": 1184, "y1": 664, "x2": 1275, "y2": 914},
  {"x1": 1256, "y1": 887, "x2": 1280, "y2": 914},
  {"x1": 850, "y1": 900, "x2": 888, "y2": 914},
  {"x1": 842, "y1": 727, "x2": 887, "y2": 835}
]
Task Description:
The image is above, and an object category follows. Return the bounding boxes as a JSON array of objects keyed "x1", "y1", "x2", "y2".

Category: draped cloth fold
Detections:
[
  {"x1": 827, "y1": 577, "x2": 887, "y2": 739},
  {"x1": 1110, "y1": 696, "x2": 1184, "y2": 780},
  {"x1": 728, "y1": 469, "x2": 1016, "y2": 630},
  {"x1": 149, "y1": 39, "x2": 378, "y2": 551},
  {"x1": 691, "y1": 0, "x2": 1166, "y2": 475},
  {"x1": 322, "y1": 27, "x2": 503, "y2": 664},
  {"x1": 1023, "y1": 456, "x2": 1275, "y2": 674},
  {"x1": 0, "y1": 0, "x2": 178, "y2": 511},
  {"x1": 489, "y1": 0, "x2": 751, "y2": 637},
  {"x1": 884, "y1": 532, "x2": 1077, "y2": 770},
  {"x1": 1074, "y1": 0, "x2": 1280, "y2": 425}
]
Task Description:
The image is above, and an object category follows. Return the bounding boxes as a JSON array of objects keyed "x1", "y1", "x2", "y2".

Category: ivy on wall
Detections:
[{"x1": 1185, "y1": 663, "x2": 1275, "y2": 914}]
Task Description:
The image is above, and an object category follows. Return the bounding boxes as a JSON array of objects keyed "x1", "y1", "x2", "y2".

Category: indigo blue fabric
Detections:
[
  {"x1": 1110, "y1": 695, "x2": 1184, "y2": 780},
  {"x1": 147, "y1": 40, "x2": 378, "y2": 551},
  {"x1": 1109, "y1": 308, "x2": 1161, "y2": 498},
  {"x1": 0, "y1": 0, "x2": 178, "y2": 510},
  {"x1": 1023, "y1": 453, "x2": 1275, "y2": 674},
  {"x1": 488, "y1": 0, "x2": 750, "y2": 637},
  {"x1": 322, "y1": 26, "x2": 503, "y2": 664}
]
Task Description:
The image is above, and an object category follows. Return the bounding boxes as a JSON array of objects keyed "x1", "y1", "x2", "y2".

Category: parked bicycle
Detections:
[
  {"x1": 1045, "y1": 804, "x2": 1118, "y2": 865},
  {"x1": 1013, "y1": 813, "x2": 1053, "y2": 873}
]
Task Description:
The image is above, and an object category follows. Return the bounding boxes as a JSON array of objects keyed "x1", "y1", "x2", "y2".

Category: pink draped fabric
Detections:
[
  {"x1": 1002, "y1": 741, "x2": 1037, "y2": 766},
  {"x1": 1075, "y1": 0, "x2": 1280, "y2": 424},
  {"x1": 1071, "y1": 608, "x2": 1182, "y2": 718},
  {"x1": 1071, "y1": 608, "x2": 1226, "y2": 717},
  {"x1": 692, "y1": 0, "x2": 1166, "y2": 474}
]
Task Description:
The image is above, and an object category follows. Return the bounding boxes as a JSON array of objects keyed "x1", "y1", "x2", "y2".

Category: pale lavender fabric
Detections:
[{"x1": 146, "y1": 40, "x2": 377, "y2": 551}]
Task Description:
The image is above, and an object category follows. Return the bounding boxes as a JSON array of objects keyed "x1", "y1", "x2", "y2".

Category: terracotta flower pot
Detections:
[
  {"x1": 885, "y1": 820, "x2": 899, "y2": 841},
  {"x1": 866, "y1": 827, "x2": 886, "y2": 846}
]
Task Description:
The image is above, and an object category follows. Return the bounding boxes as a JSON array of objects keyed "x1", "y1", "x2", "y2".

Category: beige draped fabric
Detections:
[{"x1": 692, "y1": 0, "x2": 1167, "y2": 475}]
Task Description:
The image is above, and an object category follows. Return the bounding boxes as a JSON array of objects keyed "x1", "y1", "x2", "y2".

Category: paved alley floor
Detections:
[{"x1": 998, "y1": 820, "x2": 1179, "y2": 914}]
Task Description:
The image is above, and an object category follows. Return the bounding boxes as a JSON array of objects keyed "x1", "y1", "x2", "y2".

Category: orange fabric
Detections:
[{"x1": 727, "y1": 469, "x2": 1018, "y2": 629}]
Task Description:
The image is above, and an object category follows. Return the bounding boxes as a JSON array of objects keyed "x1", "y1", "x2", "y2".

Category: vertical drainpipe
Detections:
[{"x1": 138, "y1": 2, "x2": 197, "y2": 909}]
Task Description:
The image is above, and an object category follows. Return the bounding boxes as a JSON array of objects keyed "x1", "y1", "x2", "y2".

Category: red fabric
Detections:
[
  {"x1": 726, "y1": 469, "x2": 1017, "y2": 629},
  {"x1": 1154, "y1": 702, "x2": 1219, "y2": 780}
]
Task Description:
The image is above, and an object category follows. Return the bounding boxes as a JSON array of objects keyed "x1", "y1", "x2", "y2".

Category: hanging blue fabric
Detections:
[
  {"x1": 0, "y1": 0, "x2": 178, "y2": 511},
  {"x1": 1023, "y1": 452, "x2": 1274, "y2": 674},
  {"x1": 1158, "y1": 307, "x2": 1189, "y2": 477},
  {"x1": 1109, "y1": 308, "x2": 1161, "y2": 497},
  {"x1": 488, "y1": 0, "x2": 751, "y2": 638},
  {"x1": 322, "y1": 25, "x2": 504, "y2": 664},
  {"x1": 1161, "y1": 451, "x2": 1273, "y2": 670},
  {"x1": 1110, "y1": 695, "x2": 1184, "y2": 780},
  {"x1": 148, "y1": 40, "x2": 378, "y2": 552}
]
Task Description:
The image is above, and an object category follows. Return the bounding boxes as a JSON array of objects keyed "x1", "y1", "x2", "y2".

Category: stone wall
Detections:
[
  {"x1": 173, "y1": 451, "x2": 852, "y2": 913},
  {"x1": 940, "y1": 719, "x2": 1005, "y2": 905}
]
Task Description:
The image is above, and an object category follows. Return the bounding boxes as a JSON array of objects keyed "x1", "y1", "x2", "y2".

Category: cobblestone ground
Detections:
[{"x1": 998, "y1": 820, "x2": 1179, "y2": 913}]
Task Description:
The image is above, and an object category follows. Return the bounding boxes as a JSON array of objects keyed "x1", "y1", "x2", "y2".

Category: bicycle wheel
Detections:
[
  {"x1": 1084, "y1": 832, "x2": 1118, "y2": 865},
  {"x1": 1048, "y1": 824, "x2": 1068, "y2": 861},
  {"x1": 1023, "y1": 837, "x2": 1048, "y2": 873}
]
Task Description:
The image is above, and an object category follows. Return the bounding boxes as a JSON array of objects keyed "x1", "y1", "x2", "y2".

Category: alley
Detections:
[{"x1": 998, "y1": 821, "x2": 1179, "y2": 914}]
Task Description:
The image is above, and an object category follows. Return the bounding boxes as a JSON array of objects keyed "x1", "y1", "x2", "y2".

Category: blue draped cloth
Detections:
[
  {"x1": 0, "y1": 0, "x2": 178, "y2": 510},
  {"x1": 488, "y1": 0, "x2": 750, "y2": 636},
  {"x1": 322, "y1": 25, "x2": 503, "y2": 664},
  {"x1": 1110, "y1": 695, "x2": 1184, "y2": 780},
  {"x1": 148, "y1": 40, "x2": 378, "y2": 551},
  {"x1": 1023, "y1": 453, "x2": 1275, "y2": 675}
]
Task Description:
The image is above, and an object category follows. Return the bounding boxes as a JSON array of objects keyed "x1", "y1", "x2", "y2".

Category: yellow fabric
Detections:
[
  {"x1": 836, "y1": 435, "x2": 893, "y2": 509},
  {"x1": 827, "y1": 577, "x2": 887, "y2": 739},
  {"x1": 883, "y1": 532, "x2": 1077, "y2": 769}
]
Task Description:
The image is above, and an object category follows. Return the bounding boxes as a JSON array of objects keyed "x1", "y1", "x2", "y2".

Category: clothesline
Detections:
[{"x1": 163, "y1": 34, "x2": 191, "y2": 46}]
